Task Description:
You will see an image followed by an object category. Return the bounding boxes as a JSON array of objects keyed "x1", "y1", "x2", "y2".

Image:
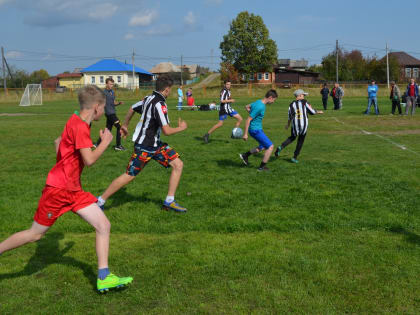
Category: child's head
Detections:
[
  {"x1": 105, "y1": 77, "x2": 114, "y2": 89},
  {"x1": 156, "y1": 75, "x2": 174, "y2": 97},
  {"x1": 293, "y1": 89, "x2": 308, "y2": 100},
  {"x1": 78, "y1": 85, "x2": 106, "y2": 121},
  {"x1": 264, "y1": 89, "x2": 278, "y2": 104}
]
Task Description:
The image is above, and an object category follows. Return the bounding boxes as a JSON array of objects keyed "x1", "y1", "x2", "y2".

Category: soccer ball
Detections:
[{"x1": 231, "y1": 127, "x2": 244, "y2": 139}]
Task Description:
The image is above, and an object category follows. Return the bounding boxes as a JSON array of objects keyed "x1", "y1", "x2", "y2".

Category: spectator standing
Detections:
[
  {"x1": 177, "y1": 85, "x2": 183, "y2": 110},
  {"x1": 320, "y1": 83, "x2": 329, "y2": 110},
  {"x1": 390, "y1": 81, "x2": 402, "y2": 115},
  {"x1": 330, "y1": 83, "x2": 344, "y2": 110},
  {"x1": 405, "y1": 78, "x2": 419, "y2": 115},
  {"x1": 365, "y1": 80, "x2": 379, "y2": 115},
  {"x1": 186, "y1": 88, "x2": 195, "y2": 108}
]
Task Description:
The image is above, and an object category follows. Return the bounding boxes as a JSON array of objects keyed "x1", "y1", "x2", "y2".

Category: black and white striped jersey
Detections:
[
  {"x1": 288, "y1": 99, "x2": 317, "y2": 136},
  {"x1": 131, "y1": 91, "x2": 169, "y2": 148},
  {"x1": 219, "y1": 88, "x2": 235, "y2": 115}
]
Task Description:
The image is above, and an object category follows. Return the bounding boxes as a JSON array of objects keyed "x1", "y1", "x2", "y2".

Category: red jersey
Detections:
[
  {"x1": 409, "y1": 84, "x2": 415, "y2": 97},
  {"x1": 46, "y1": 114, "x2": 93, "y2": 191}
]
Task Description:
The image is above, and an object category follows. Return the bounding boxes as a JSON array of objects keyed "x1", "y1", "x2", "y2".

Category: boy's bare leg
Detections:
[
  {"x1": 262, "y1": 145, "x2": 274, "y2": 163},
  {"x1": 0, "y1": 222, "x2": 49, "y2": 254},
  {"x1": 77, "y1": 204, "x2": 110, "y2": 269},
  {"x1": 167, "y1": 158, "x2": 184, "y2": 197},
  {"x1": 207, "y1": 120, "x2": 224, "y2": 134},
  {"x1": 101, "y1": 173, "x2": 136, "y2": 201},
  {"x1": 233, "y1": 113, "x2": 243, "y2": 128}
]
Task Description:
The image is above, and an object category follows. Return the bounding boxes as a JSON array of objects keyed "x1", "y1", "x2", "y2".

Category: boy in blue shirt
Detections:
[
  {"x1": 239, "y1": 89, "x2": 278, "y2": 171},
  {"x1": 365, "y1": 80, "x2": 379, "y2": 115}
]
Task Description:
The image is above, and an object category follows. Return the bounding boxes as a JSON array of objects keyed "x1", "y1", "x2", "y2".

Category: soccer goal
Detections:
[{"x1": 19, "y1": 84, "x2": 43, "y2": 106}]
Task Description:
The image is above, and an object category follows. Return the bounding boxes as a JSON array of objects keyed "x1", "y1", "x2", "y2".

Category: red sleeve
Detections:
[{"x1": 75, "y1": 123, "x2": 93, "y2": 150}]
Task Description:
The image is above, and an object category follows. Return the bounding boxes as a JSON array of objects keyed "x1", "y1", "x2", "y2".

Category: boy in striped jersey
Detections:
[
  {"x1": 97, "y1": 76, "x2": 188, "y2": 213},
  {"x1": 275, "y1": 89, "x2": 323, "y2": 163},
  {"x1": 203, "y1": 80, "x2": 243, "y2": 143}
]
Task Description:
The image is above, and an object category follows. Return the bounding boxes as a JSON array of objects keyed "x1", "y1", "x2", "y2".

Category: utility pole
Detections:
[
  {"x1": 132, "y1": 48, "x2": 135, "y2": 90},
  {"x1": 386, "y1": 43, "x2": 390, "y2": 88},
  {"x1": 180, "y1": 54, "x2": 183, "y2": 85},
  {"x1": 1, "y1": 47, "x2": 6, "y2": 94},
  {"x1": 211, "y1": 49, "x2": 214, "y2": 71},
  {"x1": 336, "y1": 40, "x2": 339, "y2": 83}
]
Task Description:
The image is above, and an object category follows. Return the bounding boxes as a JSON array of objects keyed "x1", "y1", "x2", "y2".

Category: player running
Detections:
[
  {"x1": 239, "y1": 89, "x2": 278, "y2": 171},
  {"x1": 203, "y1": 80, "x2": 242, "y2": 143},
  {"x1": 0, "y1": 85, "x2": 133, "y2": 293},
  {"x1": 275, "y1": 89, "x2": 323, "y2": 163},
  {"x1": 96, "y1": 76, "x2": 188, "y2": 213}
]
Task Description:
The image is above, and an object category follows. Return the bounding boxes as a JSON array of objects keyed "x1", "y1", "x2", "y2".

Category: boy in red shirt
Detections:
[{"x1": 0, "y1": 85, "x2": 132, "y2": 293}]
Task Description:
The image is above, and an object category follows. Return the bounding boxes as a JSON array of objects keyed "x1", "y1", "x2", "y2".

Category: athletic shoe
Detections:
[
  {"x1": 114, "y1": 145, "x2": 126, "y2": 151},
  {"x1": 274, "y1": 146, "x2": 282, "y2": 157},
  {"x1": 97, "y1": 273, "x2": 133, "y2": 293},
  {"x1": 203, "y1": 133, "x2": 209, "y2": 144},
  {"x1": 239, "y1": 153, "x2": 249, "y2": 166},
  {"x1": 162, "y1": 200, "x2": 187, "y2": 213},
  {"x1": 291, "y1": 158, "x2": 299, "y2": 163},
  {"x1": 257, "y1": 166, "x2": 269, "y2": 172}
]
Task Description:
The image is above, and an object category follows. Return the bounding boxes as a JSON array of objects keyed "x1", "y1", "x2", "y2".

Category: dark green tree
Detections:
[{"x1": 220, "y1": 11, "x2": 278, "y2": 78}]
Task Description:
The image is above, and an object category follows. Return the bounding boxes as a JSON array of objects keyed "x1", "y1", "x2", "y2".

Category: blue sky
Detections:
[{"x1": 1, "y1": 0, "x2": 419, "y2": 75}]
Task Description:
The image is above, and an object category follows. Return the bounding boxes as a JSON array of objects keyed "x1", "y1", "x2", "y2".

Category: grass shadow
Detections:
[
  {"x1": 216, "y1": 158, "x2": 245, "y2": 168},
  {"x1": 193, "y1": 136, "x2": 229, "y2": 144},
  {"x1": 107, "y1": 188, "x2": 162, "y2": 210},
  {"x1": 387, "y1": 226, "x2": 420, "y2": 245},
  {"x1": 0, "y1": 232, "x2": 96, "y2": 289}
]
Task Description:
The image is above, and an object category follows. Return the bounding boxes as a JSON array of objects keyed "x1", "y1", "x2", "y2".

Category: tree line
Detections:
[{"x1": 2, "y1": 65, "x2": 50, "y2": 88}]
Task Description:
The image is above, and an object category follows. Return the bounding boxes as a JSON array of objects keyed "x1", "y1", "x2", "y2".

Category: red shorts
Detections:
[{"x1": 34, "y1": 185, "x2": 97, "y2": 226}]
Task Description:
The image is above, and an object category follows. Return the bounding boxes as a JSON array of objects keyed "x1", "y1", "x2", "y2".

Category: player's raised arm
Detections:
[
  {"x1": 54, "y1": 136, "x2": 62, "y2": 154},
  {"x1": 162, "y1": 118, "x2": 187, "y2": 136},
  {"x1": 80, "y1": 129, "x2": 113, "y2": 167}
]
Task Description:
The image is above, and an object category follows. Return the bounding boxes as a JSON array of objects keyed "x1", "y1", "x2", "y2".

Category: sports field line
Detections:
[{"x1": 331, "y1": 117, "x2": 420, "y2": 156}]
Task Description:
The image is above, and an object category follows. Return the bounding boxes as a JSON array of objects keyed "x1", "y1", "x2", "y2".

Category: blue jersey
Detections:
[
  {"x1": 367, "y1": 85, "x2": 378, "y2": 98},
  {"x1": 249, "y1": 100, "x2": 265, "y2": 131}
]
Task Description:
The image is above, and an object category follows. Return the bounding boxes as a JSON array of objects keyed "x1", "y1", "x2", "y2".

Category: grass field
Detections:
[{"x1": 0, "y1": 95, "x2": 419, "y2": 314}]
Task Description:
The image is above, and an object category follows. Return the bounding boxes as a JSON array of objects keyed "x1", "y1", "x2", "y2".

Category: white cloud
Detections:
[
  {"x1": 88, "y1": 3, "x2": 118, "y2": 20},
  {"x1": 129, "y1": 9, "x2": 158, "y2": 26},
  {"x1": 184, "y1": 11, "x2": 196, "y2": 26},
  {"x1": 124, "y1": 33, "x2": 134, "y2": 40},
  {"x1": 5, "y1": 51, "x2": 24, "y2": 59}
]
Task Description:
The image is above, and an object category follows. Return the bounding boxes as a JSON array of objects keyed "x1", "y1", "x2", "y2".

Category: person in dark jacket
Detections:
[
  {"x1": 320, "y1": 83, "x2": 329, "y2": 110},
  {"x1": 390, "y1": 81, "x2": 402, "y2": 115},
  {"x1": 405, "y1": 78, "x2": 419, "y2": 115},
  {"x1": 330, "y1": 82, "x2": 344, "y2": 110}
]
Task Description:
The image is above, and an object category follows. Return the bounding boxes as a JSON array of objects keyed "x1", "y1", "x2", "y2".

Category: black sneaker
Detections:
[
  {"x1": 114, "y1": 145, "x2": 126, "y2": 151},
  {"x1": 257, "y1": 166, "x2": 269, "y2": 172},
  {"x1": 203, "y1": 133, "x2": 209, "y2": 144},
  {"x1": 239, "y1": 154, "x2": 249, "y2": 166},
  {"x1": 274, "y1": 146, "x2": 282, "y2": 157}
]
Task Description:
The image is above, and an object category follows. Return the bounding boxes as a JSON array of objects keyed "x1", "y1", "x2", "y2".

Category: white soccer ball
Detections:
[
  {"x1": 209, "y1": 103, "x2": 216, "y2": 110},
  {"x1": 231, "y1": 127, "x2": 244, "y2": 139}
]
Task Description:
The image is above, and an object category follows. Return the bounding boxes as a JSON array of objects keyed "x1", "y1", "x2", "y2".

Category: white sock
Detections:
[
  {"x1": 165, "y1": 196, "x2": 175, "y2": 203},
  {"x1": 97, "y1": 196, "x2": 106, "y2": 206}
]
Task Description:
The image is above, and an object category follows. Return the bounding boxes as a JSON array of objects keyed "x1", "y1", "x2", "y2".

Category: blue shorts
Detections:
[
  {"x1": 219, "y1": 111, "x2": 238, "y2": 121},
  {"x1": 249, "y1": 129, "x2": 273, "y2": 150}
]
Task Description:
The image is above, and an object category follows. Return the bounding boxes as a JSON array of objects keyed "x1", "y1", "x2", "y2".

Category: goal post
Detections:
[{"x1": 19, "y1": 84, "x2": 43, "y2": 106}]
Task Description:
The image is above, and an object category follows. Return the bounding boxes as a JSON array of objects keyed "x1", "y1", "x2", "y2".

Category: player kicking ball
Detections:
[
  {"x1": 239, "y1": 89, "x2": 278, "y2": 171},
  {"x1": 96, "y1": 75, "x2": 188, "y2": 213},
  {"x1": 0, "y1": 86, "x2": 133, "y2": 293},
  {"x1": 275, "y1": 89, "x2": 323, "y2": 163},
  {"x1": 203, "y1": 80, "x2": 242, "y2": 143}
]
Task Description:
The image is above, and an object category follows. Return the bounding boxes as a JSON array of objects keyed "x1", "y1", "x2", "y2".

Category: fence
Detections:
[{"x1": 0, "y1": 83, "x2": 401, "y2": 104}]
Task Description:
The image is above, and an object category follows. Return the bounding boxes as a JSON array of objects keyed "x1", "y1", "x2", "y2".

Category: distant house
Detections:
[
  {"x1": 81, "y1": 59, "x2": 153, "y2": 88},
  {"x1": 150, "y1": 62, "x2": 203, "y2": 79},
  {"x1": 388, "y1": 52, "x2": 420, "y2": 82},
  {"x1": 274, "y1": 68, "x2": 320, "y2": 85},
  {"x1": 277, "y1": 59, "x2": 309, "y2": 71},
  {"x1": 241, "y1": 71, "x2": 276, "y2": 84},
  {"x1": 42, "y1": 76, "x2": 59, "y2": 89},
  {"x1": 57, "y1": 72, "x2": 83, "y2": 89}
]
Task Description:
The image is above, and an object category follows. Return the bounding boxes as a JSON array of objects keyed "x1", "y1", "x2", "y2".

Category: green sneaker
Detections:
[
  {"x1": 291, "y1": 158, "x2": 299, "y2": 164},
  {"x1": 97, "y1": 273, "x2": 133, "y2": 293},
  {"x1": 274, "y1": 146, "x2": 282, "y2": 157}
]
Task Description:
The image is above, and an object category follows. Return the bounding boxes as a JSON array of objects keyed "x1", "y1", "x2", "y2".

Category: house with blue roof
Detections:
[{"x1": 81, "y1": 59, "x2": 153, "y2": 89}]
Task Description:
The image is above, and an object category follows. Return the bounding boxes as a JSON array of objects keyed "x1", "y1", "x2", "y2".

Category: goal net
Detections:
[{"x1": 19, "y1": 84, "x2": 43, "y2": 106}]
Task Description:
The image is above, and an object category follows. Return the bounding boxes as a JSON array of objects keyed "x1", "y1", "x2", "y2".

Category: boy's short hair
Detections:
[
  {"x1": 106, "y1": 77, "x2": 114, "y2": 84},
  {"x1": 224, "y1": 80, "x2": 231, "y2": 84},
  {"x1": 265, "y1": 89, "x2": 278, "y2": 99},
  {"x1": 156, "y1": 75, "x2": 174, "y2": 92},
  {"x1": 78, "y1": 85, "x2": 106, "y2": 110}
]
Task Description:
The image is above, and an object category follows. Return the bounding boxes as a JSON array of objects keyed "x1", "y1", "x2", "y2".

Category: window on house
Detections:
[
  {"x1": 413, "y1": 68, "x2": 419, "y2": 78},
  {"x1": 257, "y1": 73, "x2": 263, "y2": 80},
  {"x1": 117, "y1": 76, "x2": 122, "y2": 83},
  {"x1": 405, "y1": 68, "x2": 412, "y2": 78},
  {"x1": 100, "y1": 76, "x2": 104, "y2": 84},
  {"x1": 242, "y1": 74, "x2": 246, "y2": 81},
  {"x1": 249, "y1": 74, "x2": 254, "y2": 81},
  {"x1": 264, "y1": 73, "x2": 269, "y2": 80},
  {"x1": 91, "y1": 76, "x2": 95, "y2": 84}
]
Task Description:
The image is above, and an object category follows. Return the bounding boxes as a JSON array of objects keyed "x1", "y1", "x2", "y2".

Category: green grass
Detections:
[{"x1": 0, "y1": 96, "x2": 419, "y2": 314}]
